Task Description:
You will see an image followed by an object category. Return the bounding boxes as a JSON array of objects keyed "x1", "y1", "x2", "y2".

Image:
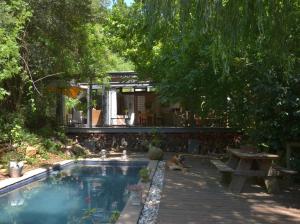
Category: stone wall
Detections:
[{"x1": 68, "y1": 131, "x2": 240, "y2": 155}]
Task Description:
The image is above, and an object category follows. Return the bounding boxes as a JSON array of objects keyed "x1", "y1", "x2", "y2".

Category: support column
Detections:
[
  {"x1": 102, "y1": 84, "x2": 106, "y2": 126},
  {"x1": 87, "y1": 83, "x2": 93, "y2": 128},
  {"x1": 61, "y1": 95, "x2": 66, "y2": 125},
  {"x1": 56, "y1": 93, "x2": 64, "y2": 125}
]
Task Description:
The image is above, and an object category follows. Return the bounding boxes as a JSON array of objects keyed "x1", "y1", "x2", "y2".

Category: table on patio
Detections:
[{"x1": 226, "y1": 148, "x2": 279, "y2": 193}]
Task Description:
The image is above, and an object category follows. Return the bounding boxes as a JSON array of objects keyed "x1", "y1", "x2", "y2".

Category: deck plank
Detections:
[{"x1": 157, "y1": 156, "x2": 300, "y2": 224}]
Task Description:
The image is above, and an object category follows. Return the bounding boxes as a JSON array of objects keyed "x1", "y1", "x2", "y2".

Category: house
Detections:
[
  {"x1": 62, "y1": 71, "x2": 235, "y2": 153},
  {"x1": 65, "y1": 71, "x2": 193, "y2": 128}
]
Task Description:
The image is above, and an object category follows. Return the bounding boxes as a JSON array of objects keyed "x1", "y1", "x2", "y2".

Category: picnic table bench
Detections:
[
  {"x1": 211, "y1": 148, "x2": 282, "y2": 193},
  {"x1": 211, "y1": 159, "x2": 234, "y2": 184},
  {"x1": 273, "y1": 165, "x2": 298, "y2": 187}
]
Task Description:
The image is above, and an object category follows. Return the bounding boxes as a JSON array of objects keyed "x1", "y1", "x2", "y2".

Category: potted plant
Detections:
[
  {"x1": 4, "y1": 151, "x2": 25, "y2": 178},
  {"x1": 139, "y1": 167, "x2": 150, "y2": 182}
]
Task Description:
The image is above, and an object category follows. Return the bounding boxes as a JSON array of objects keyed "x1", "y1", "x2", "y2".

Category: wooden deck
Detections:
[
  {"x1": 66, "y1": 126, "x2": 235, "y2": 134},
  {"x1": 157, "y1": 155, "x2": 300, "y2": 224}
]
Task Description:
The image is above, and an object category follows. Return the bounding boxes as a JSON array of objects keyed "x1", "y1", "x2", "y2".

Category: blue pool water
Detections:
[{"x1": 0, "y1": 162, "x2": 146, "y2": 224}]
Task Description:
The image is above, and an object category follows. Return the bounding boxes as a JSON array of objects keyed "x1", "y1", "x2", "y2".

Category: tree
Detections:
[
  {"x1": 112, "y1": 0, "x2": 300, "y2": 149},
  {"x1": 0, "y1": 0, "x2": 31, "y2": 102}
]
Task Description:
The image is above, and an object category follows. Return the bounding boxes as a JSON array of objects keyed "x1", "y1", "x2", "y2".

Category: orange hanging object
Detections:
[
  {"x1": 62, "y1": 87, "x2": 82, "y2": 98},
  {"x1": 47, "y1": 86, "x2": 82, "y2": 99}
]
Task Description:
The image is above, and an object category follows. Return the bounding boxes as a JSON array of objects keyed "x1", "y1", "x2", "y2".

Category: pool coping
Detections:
[
  {"x1": 116, "y1": 160, "x2": 158, "y2": 224},
  {"x1": 0, "y1": 157, "x2": 149, "y2": 195}
]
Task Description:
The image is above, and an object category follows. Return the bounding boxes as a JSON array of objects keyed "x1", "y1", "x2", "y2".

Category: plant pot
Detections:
[
  {"x1": 9, "y1": 166, "x2": 23, "y2": 178},
  {"x1": 9, "y1": 161, "x2": 23, "y2": 178}
]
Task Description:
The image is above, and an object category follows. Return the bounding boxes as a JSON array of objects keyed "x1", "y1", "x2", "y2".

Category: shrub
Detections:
[
  {"x1": 42, "y1": 139, "x2": 62, "y2": 153},
  {"x1": 148, "y1": 144, "x2": 164, "y2": 160},
  {"x1": 109, "y1": 210, "x2": 120, "y2": 223},
  {"x1": 139, "y1": 167, "x2": 150, "y2": 182},
  {"x1": 0, "y1": 151, "x2": 25, "y2": 166}
]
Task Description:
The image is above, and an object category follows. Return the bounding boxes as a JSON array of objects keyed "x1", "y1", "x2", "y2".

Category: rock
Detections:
[
  {"x1": 84, "y1": 149, "x2": 91, "y2": 155},
  {"x1": 148, "y1": 145, "x2": 164, "y2": 160},
  {"x1": 72, "y1": 144, "x2": 89, "y2": 156},
  {"x1": 66, "y1": 145, "x2": 72, "y2": 149},
  {"x1": 65, "y1": 150, "x2": 73, "y2": 157},
  {"x1": 26, "y1": 146, "x2": 38, "y2": 157}
]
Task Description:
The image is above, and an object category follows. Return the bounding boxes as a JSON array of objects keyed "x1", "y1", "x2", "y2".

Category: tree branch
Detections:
[
  {"x1": 33, "y1": 72, "x2": 64, "y2": 83},
  {"x1": 21, "y1": 56, "x2": 42, "y2": 96}
]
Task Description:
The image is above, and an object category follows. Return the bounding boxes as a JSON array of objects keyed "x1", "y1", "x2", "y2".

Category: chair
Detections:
[
  {"x1": 126, "y1": 113, "x2": 135, "y2": 126},
  {"x1": 72, "y1": 110, "x2": 83, "y2": 125}
]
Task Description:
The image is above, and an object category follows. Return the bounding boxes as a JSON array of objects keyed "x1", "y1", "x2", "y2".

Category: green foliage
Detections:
[
  {"x1": 0, "y1": 0, "x2": 31, "y2": 101},
  {"x1": 42, "y1": 139, "x2": 61, "y2": 153},
  {"x1": 0, "y1": 0, "x2": 134, "y2": 137},
  {"x1": 65, "y1": 97, "x2": 80, "y2": 111},
  {"x1": 103, "y1": 0, "x2": 137, "y2": 71},
  {"x1": 25, "y1": 156, "x2": 38, "y2": 165},
  {"x1": 139, "y1": 167, "x2": 150, "y2": 182},
  {"x1": 113, "y1": 0, "x2": 300, "y2": 152},
  {"x1": 109, "y1": 210, "x2": 120, "y2": 223},
  {"x1": 0, "y1": 151, "x2": 25, "y2": 165},
  {"x1": 150, "y1": 129, "x2": 161, "y2": 147},
  {"x1": 78, "y1": 208, "x2": 97, "y2": 224},
  {"x1": 0, "y1": 112, "x2": 26, "y2": 144}
]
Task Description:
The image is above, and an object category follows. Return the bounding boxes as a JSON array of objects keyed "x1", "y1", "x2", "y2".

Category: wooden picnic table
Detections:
[{"x1": 226, "y1": 148, "x2": 279, "y2": 193}]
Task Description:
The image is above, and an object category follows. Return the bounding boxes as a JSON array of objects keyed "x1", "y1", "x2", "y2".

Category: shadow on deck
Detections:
[{"x1": 158, "y1": 155, "x2": 300, "y2": 224}]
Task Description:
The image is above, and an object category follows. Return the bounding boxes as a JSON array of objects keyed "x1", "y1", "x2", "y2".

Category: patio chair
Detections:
[
  {"x1": 72, "y1": 110, "x2": 83, "y2": 125},
  {"x1": 126, "y1": 113, "x2": 135, "y2": 126}
]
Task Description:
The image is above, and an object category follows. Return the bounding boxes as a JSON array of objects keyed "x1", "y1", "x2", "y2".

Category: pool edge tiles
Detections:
[
  {"x1": 116, "y1": 160, "x2": 160, "y2": 224},
  {"x1": 0, "y1": 160, "x2": 74, "y2": 195},
  {"x1": 0, "y1": 158, "x2": 149, "y2": 195}
]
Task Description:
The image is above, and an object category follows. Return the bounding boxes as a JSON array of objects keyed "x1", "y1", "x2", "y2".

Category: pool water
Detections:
[{"x1": 0, "y1": 163, "x2": 145, "y2": 224}]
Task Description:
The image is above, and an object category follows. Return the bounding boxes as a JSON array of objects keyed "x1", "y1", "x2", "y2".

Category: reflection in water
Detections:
[
  {"x1": 9, "y1": 190, "x2": 24, "y2": 207},
  {"x1": 0, "y1": 164, "x2": 143, "y2": 224},
  {"x1": 122, "y1": 150, "x2": 128, "y2": 161},
  {"x1": 121, "y1": 166, "x2": 129, "y2": 175},
  {"x1": 101, "y1": 165, "x2": 107, "y2": 176}
]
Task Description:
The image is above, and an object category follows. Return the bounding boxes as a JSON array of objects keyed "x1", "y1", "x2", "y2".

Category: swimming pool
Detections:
[{"x1": 0, "y1": 161, "x2": 148, "y2": 224}]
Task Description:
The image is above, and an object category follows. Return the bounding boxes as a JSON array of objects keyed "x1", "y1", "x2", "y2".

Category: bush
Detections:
[
  {"x1": 109, "y1": 210, "x2": 120, "y2": 223},
  {"x1": 42, "y1": 139, "x2": 62, "y2": 153},
  {"x1": 0, "y1": 112, "x2": 26, "y2": 144},
  {"x1": 26, "y1": 157, "x2": 38, "y2": 165},
  {"x1": 0, "y1": 151, "x2": 25, "y2": 166},
  {"x1": 148, "y1": 144, "x2": 164, "y2": 160},
  {"x1": 139, "y1": 167, "x2": 150, "y2": 182}
]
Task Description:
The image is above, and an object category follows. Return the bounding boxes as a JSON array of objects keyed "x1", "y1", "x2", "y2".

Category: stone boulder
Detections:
[
  {"x1": 26, "y1": 146, "x2": 38, "y2": 157},
  {"x1": 148, "y1": 144, "x2": 164, "y2": 160}
]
